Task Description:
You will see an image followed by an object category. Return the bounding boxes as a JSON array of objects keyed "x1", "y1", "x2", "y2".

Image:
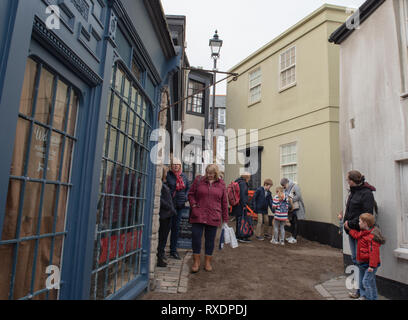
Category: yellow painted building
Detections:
[{"x1": 225, "y1": 4, "x2": 352, "y2": 247}]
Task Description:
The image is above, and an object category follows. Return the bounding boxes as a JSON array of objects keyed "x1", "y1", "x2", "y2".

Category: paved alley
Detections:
[{"x1": 142, "y1": 226, "x2": 356, "y2": 300}]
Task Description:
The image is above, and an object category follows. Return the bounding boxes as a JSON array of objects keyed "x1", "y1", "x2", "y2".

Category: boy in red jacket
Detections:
[{"x1": 345, "y1": 213, "x2": 385, "y2": 300}]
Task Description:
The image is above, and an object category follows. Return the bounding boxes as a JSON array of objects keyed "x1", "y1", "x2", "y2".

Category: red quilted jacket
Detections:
[
  {"x1": 349, "y1": 228, "x2": 383, "y2": 268},
  {"x1": 188, "y1": 176, "x2": 229, "y2": 227}
]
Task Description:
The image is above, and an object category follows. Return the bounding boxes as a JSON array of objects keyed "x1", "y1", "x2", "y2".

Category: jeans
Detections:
[
  {"x1": 358, "y1": 263, "x2": 379, "y2": 300},
  {"x1": 348, "y1": 235, "x2": 360, "y2": 295},
  {"x1": 157, "y1": 217, "x2": 172, "y2": 258},
  {"x1": 273, "y1": 220, "x2": 286, "y2": 242},
  {"x1": 192, "y1": 224, "x2": 218, "y2": 256},
  {"x1": 170, "y1": 208, "x2": 183, "y2": 254}
]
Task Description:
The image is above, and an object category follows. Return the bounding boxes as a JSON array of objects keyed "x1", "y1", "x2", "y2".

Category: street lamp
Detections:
[{"x1": 209, "y1": 31, "x2": 223, "y2": 162}]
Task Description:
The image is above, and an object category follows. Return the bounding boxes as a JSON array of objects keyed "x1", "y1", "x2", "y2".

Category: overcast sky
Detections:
[{"x1": 161, "y1": 0, "x2": 366, "y2": 94}]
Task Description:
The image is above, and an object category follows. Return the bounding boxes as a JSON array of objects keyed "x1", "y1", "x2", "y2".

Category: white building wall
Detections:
[{"x1": 339, "y1": 0, "x2": 408, "y2": 286}]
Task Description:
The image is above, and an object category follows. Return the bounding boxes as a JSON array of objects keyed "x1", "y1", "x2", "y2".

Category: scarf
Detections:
[{"x1": 173, "y1": 169, "x2": 186, "y2": 192}]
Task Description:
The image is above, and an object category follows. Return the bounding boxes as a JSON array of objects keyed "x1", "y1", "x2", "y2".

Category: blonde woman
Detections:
[{"x1": 188, "y1": 164, "x2": 229, "y2": 273}]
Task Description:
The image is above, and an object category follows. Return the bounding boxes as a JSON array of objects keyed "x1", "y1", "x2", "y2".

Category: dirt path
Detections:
[{"x1": 143, "y1": 228, "x2": 344, "y2": 300}]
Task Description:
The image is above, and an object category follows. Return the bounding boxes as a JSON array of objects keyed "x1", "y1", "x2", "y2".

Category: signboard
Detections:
[{"x1": 177, "y1": 207, "x2": 192, "y2": 249}]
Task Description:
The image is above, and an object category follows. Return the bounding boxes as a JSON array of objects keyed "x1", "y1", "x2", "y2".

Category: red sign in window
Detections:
[{"x1": 99, "y1": 230, "x2": 142, "y2": 264}]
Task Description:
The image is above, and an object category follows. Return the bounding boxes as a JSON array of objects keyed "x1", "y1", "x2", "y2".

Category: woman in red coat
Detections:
[{"x1": 188, "y1": 164, "x2": 229, "y2": 273}]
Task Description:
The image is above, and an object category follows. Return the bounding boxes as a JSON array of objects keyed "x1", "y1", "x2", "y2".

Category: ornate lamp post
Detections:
[{"x1": 209, "y1": 30, "x2": 223, "y2": 162}]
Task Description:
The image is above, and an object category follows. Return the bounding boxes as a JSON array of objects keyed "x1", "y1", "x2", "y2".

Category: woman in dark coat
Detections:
[
  {"x1": 188, "y1": 164, "x2": 229, "y2": 273},
  {"x1": 343, "y1": 170, "x2": 376, "y2": 299},
  {"x1": 156, "y1": 166, "x2": 177, "y2": 267},
  {"x1": 166, "y1": 158, "x2": 190, "y2": 260},
  {"x1": 231, "y1": 172, "x2": 251, "y2": 243}
]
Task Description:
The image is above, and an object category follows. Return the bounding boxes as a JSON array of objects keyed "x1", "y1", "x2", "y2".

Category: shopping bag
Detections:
[
  {"x1": 236, "y1": 211, "x2": 254, "y2": 239},
  {"x1": 228, "y1": 226, "x2": 238, "y2": 249}
]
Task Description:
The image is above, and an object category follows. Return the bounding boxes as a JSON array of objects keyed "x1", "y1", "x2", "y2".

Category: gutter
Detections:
[{"x1": 329, "y1": 0, "x2": 386, "y2": 44}]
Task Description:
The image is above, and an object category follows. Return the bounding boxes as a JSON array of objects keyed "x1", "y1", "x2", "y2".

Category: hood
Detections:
[
  {"x1": 351, "y1": 182, "x2": 376, "y2": 192},
  {"x1": 371, "y1": 227, "x2": 386, "y2": 245}
]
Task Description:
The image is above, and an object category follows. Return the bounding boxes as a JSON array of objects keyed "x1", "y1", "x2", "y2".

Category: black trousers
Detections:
[
  {"x1": 157, "y1": 217, "x2": 172, "y2": 258},
  {"x1": 289, "y1": 210, "x2": 299, "y2": 239}
]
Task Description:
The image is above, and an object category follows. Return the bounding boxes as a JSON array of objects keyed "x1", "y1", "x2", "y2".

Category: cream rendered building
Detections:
[{"x1": 226, "y1": 4, "x2": 352, "y2": 247}]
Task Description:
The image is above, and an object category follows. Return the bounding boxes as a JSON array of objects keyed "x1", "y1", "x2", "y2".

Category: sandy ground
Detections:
[{"x1": 143, "y1": 223, "x2": 344, "y2": 300}]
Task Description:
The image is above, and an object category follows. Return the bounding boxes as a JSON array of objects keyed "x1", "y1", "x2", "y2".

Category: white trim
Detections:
[{"x1": 394, "y1": 248, "x2": 408, "y2": 260}]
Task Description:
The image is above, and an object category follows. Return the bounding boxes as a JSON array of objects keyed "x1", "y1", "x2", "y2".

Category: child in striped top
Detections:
[{"x1": 271, "y1": 187, "x2": 290, "y2": 245}]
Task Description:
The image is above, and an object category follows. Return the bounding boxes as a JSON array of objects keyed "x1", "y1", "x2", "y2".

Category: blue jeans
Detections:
[
  {"x1": 191, "y1": 224, "x2": 218, "y2": 256},
  {"x1": 348, "y1": 235, "x2": 360, "y2": 295},
  {"x1": 170, "y1": 208, "x2": 183, "y2": 254},
  {"x1": 358, "y1": 263, "x2": 379, "y2": 300}
]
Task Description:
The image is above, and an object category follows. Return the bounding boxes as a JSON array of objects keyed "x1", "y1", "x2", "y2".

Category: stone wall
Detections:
[{"x1": 149, "y1": 88, "x2": 169, "y2": 290}]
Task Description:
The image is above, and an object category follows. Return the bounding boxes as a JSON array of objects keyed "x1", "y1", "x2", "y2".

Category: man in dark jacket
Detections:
[
  {"x1": 157, "y1": 167, "x2": 177, "y2": 267},
  {"x1": 253, "y1": 179, "x2": 274, "y2": 241},
  {"x1": 166, "y1": 159, "x2": 190, "y2": 260},
  {"x1": 231, "y1": 172, "x2": 252, "y2": 243},
  {"x1": 343, "y1": 170, "x2": 376, "y2": 299}
]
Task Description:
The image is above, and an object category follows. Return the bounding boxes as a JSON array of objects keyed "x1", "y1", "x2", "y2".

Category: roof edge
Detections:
[
  {"x1": 329, "y1": 0, "x2": 386, "y2": 44},
  {"x1": 229, "y1": 4, "x2": 351, "y2": 72}
]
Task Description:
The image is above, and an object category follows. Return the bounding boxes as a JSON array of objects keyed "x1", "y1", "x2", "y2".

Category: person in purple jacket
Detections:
[{"x1": 188, "y1": 164, "x2": 229, "y2": 273}]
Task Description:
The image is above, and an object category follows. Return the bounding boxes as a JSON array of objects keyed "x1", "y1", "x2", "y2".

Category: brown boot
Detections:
[
  {"x1": 191, "y1": 254, "x2": 201, "y2": 273},
  {"x1": 204, "y1": 255, "x2": 213, "y2": 272}
]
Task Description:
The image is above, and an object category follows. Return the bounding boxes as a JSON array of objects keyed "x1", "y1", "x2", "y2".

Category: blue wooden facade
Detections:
[{"x1": 0, "y1": 0, "x2": 180, "y2": 300}]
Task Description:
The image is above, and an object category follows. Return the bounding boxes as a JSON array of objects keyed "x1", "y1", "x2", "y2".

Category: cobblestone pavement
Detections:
[
  {"x1": 154, "y1": 249, "x2": 192, "y2": 294},
  {"x1": 314, "y1": 275, "x2": 387, "y2": 300}
]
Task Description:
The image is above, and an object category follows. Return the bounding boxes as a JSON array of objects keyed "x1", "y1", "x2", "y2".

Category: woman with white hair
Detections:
[
  {"x1": 280, "y1": 178, "x2": 306, "y2": 244},
  {"x1": 166, "y1": 157, "x2": 190, "y2": 260}
]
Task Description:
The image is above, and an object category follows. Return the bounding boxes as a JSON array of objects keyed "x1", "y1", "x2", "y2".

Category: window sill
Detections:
[
  {"x1": 394, "y1": 248, "x2": 408, "y2": 260},
  {"x1": 248, "y1": 100, "x2": 261, "y2": 108},
  {"x1": 186, "y1": 111, "x2": 205, "y2": 117},
  {"x1": 279, "y1": 82, "x2": 297, "y2": 93}
]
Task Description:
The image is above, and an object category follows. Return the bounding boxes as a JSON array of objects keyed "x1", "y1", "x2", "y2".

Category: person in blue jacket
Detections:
[
  {"x1": 166, "y1": 158, "x2": 190, "y2": 260},
  {"x1": 253, "y1": 179, "x2": 274, "y2": 241}
]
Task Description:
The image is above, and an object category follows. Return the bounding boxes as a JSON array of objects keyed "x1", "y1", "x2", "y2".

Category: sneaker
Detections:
[
  {"x1": 349, "y1": 292, "x2": 360, "y2": 299},
  {"x1": 280, "y1": 241, "x2": 285, "y2": 246},
  {"x1": 238, "y1": 238, "x2": 252, "y2": 243},
  {"x1": 270, "y1": 239, "x2": 279, "y2": 245},
  {"x1": 286, "y1": 236, "x2": 294, "y2": 242},
  {"x1": 357, "y1": 296, "x2": 366, "y2": 300},
  {"x1": 288, "y1": 238, "x2": 297, "y2": 244},
  {"x1": 256, "y1": 236, "x2": 265, "y2": 241}
]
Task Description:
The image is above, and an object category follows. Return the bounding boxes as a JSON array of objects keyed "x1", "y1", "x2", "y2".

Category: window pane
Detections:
[
  {"x1": 53, "y1": 80, "x2": 69, "y2": 132},
  {"x1": 19, "y1": 58, "x2": 38, "y2": 117},
  {"x1": 34, "y1": 69, "x2": 55, "y2": 125}
]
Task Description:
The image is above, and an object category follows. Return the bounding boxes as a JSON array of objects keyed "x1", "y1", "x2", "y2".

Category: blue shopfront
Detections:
[{"x1": 0, "y1": 0, "x2": 179, "y2": 300}]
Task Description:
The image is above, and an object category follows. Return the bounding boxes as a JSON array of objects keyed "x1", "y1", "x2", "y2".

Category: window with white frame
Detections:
[
  {"x1": 280, "y1": 143, "x2": 297, "y2": 183},
  {"x1": 249, "y1": 68, "x2": 261, "y2": 105},
  {"x1": 279, "y1": 46, "x2": 296, "y2": 90},
  {"x1": 218, "y1": 108, "x2": 226, "y2": 125}
]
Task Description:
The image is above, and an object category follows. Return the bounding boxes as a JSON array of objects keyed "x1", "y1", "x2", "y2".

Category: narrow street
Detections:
[{"x1": 143, "y1": 223, "x2": 345, "y2": 300}]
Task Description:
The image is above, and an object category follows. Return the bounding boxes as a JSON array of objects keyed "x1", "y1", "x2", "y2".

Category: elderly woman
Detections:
[
  {"x1": 280, "y1": 178, "x2": 306, "y2": 244},
  {"x1": 166, "y1": 158, "x2": 190, "y2": 260},
  {"x1": 188, "y1": 164, "x2": 229, "y2": 273}
]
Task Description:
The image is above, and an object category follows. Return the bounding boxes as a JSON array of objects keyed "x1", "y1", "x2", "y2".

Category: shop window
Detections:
[
  {"x1": 90, "y1": 64, "x2": 153, "y2": 300},
  {"x1": 0, "y1": 57, "x2": 79, "y2": 300}
]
